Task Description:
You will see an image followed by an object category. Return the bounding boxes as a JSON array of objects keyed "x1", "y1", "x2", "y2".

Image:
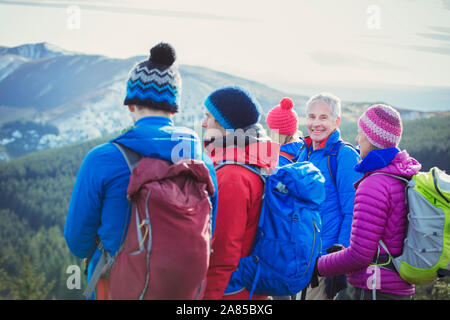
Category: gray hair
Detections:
[{"x1": 305, "y1": 92, "x2": 341, "y2": 120}]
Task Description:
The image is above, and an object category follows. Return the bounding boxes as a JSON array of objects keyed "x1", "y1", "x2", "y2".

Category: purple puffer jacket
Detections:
[{"x1": 317, "y1": 150, "x2": 421, "y2": 296}]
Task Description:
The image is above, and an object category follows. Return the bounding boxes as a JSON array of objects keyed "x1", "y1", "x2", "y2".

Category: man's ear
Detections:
[
  {"x1": 217, "y1": 120, "x2": 227, "y2": 136},
  {"x1": 335, "y1": 116, "x2": 341, "y2": 127},
  {"x1": 128, "y1": 105, "x2": 136, "y2": 113}
]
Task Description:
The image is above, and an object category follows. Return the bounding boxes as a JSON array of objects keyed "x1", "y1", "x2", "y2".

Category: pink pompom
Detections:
[{"x1": 280, "y1": 97, "x2": 293, "y2": 110}]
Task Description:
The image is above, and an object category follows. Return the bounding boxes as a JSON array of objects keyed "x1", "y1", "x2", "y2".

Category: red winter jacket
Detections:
[{"x1": 202, "y1": 126, "x2": 278, "y2": 300}]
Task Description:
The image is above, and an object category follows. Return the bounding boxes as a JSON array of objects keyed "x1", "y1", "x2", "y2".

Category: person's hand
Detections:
[
  {"x1": 310, "y1": 258, "x2": 320, "y2": 288},
  {"x1": 83, "y1": 258, "x2": 90, "y2": 276},
  {"x1": 325, "y1": 244, "x2": 347, "y2": 299},
  {"x1": 325, "y1": 275, "x2": 347, "y2": 299},
  {"x1": 326, "y1": 244, "x2": 345, "y2": 254}
]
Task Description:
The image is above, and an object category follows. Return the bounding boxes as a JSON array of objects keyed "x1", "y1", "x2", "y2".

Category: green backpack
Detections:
[{"x1": 373, "y1": 167, "x2": 450, "y2": 285}]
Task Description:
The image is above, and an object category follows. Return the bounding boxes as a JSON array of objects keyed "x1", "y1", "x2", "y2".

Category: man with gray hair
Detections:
[{"x1": 295, "y1": 92, "x2": 362, "y2": 300}]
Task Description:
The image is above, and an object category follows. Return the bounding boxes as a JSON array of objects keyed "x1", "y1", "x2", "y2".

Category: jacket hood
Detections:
[
  {"x1": 382, "y1": 150, "x2": 422, "y2": 177},
  {"x1": 111, "y1": 116, "x2": 204, "y2": 163},
  {"x1": 355, "y1": 147, "x2": 400, "y2": 173},
  {"x1": 280, "y1": 141, "x2": 304, "y2": 157},
  {"x1": 355, "y1": 149, "x2": 422, "y2": 187},
  {"x1": 204, "y1": 123, "x2": 279, "y2": 172}
]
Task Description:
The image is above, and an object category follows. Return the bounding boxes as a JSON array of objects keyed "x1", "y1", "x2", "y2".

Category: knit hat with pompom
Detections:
[
  {"x1": 124, "y1": 42, "x2": 181, "y2": 112},
  {"x1": 265, "y1": 97, "x2": 298, "y2": 135}
]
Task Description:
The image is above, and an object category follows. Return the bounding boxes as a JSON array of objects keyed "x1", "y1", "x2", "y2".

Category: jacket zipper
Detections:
[{"x1": 300, "y1": 219, "x2": 318, "y2": 278}]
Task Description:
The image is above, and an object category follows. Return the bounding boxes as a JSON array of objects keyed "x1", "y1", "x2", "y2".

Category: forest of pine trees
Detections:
[{"x1": 0, "y1": 116, "x2": 448, "y2": 299}]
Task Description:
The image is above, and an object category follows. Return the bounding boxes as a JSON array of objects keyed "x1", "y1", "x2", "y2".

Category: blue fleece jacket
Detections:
[
  {"x1": 295, "y1": 130, "x2": 362, "y2": 251},
  {"x1": 278, "y1": 141, "x2": 304, "y2": 167},
  {"x1": 64, "y1": 116, "x2": 218, "y2": 299}
]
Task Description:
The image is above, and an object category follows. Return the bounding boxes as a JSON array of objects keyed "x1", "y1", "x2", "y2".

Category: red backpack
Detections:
[{"x1": 83, "y1": 143, "x2": 215, "y2": 300}]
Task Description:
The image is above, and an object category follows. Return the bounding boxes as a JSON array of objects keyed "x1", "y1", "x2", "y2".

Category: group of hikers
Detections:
[{"x1": 64, "y1": 42, "x2": 423, "y2": 301}]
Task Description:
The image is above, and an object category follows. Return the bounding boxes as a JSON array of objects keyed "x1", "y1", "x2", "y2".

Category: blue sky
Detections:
[{"x1": 0, "y1": 0, "x2": 449, "y2": 110}]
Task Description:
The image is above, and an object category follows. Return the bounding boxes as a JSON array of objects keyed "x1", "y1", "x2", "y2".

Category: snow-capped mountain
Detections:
[
  {"x1": 0, "y1": 54, "x2": 29, "y2": 83},
  {"x1": 0, "y1": 42, "x2": 75, "y2": 60},
  {"x1": 0, "y1": 42, "x2": 445, "y2": 161}
]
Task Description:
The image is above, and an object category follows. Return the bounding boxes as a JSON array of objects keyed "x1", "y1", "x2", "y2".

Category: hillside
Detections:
[
  {"x1": 0, "y1": 114, "x2": 449, "y2": 299},
  {"x1": 1, "y1": 42, "x2": 447, "y2": 161},
  {"x1": 0, "y1": 42, "x2": 449, "y2": 300}
]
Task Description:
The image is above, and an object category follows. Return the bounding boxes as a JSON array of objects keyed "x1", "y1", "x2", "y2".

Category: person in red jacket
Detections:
[{"x1": 201, "y1": 86, "x2": 278, "y2": 300}]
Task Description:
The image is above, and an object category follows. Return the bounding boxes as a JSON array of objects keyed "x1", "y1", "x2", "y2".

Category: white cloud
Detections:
[{"x1": 0, "y1": 0, "x2": 449, "y2": 89}]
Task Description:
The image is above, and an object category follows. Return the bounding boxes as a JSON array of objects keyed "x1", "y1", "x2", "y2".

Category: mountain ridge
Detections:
[{"x1": 0, "y1": 42, "x2": 448, "y2": 161}]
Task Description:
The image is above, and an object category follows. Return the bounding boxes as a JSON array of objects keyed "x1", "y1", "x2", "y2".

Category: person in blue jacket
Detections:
[
  {"x1": 295, "y1": 92, "x2": 362, "y2": 300},
  {"x1": 64, "y1": 43, "x2": 218, "y2": 300}
]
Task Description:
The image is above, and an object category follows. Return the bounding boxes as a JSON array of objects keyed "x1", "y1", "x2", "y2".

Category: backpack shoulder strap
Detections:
[
  {"x1": 215, "y1": 161, "x2": 267, "y2": 184},
  {"x1": 326, "y1": 140, "x2": 344, "y2": 187},
  {"x1": 279, "y1": 151, "x2": 294, "y2": 164},
  {"x1": 326, "y1": 140, "x2": 358, "y2": 187},
  {"x1": 83, "y1": 143, "x2": 142, "y2": 298},
  {"x1": 369, "y1": 172, "x2": 410, "y2": 183},
  {"x1": 83, "y1": 240, "x2": 114, "y2": 298},
  {"x1": 368, "y1": 172, "x2": 411, "y2": 220},
  {"x1": 112, "y1": 142, "x2": 142, "y2": 173},
  {"x1": 293, "y1": 142, "x2": 306, "y2": 163}
]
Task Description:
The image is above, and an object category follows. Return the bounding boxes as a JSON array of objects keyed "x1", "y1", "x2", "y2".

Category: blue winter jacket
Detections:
[
  {"x1": 294, "y1": 130, "x2": 362, "y2": 252},
  {"x1": 278, "y1": 141, "x2": 304, "y2": 167},
  {"x1": 64, "y1": 116, "x2": 218, "y2": 299}
]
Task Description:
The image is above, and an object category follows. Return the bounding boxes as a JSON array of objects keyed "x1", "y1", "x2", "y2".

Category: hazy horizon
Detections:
[{"x1": 1, "y1": 0, "x2": 450, "y2": 111}]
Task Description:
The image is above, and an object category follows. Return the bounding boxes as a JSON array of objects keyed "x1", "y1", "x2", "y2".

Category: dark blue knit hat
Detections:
[
  {"x1": 124, "y1": 42, "x2": 181, "y2": 112},
  {"x1": 204, "y1": 86, "x2": 262, "y2": 130}
]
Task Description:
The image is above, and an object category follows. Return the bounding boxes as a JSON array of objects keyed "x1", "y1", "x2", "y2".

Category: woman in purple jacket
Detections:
[{"x1": 317, "y1": 104, "x2": 422, "y2": 300}]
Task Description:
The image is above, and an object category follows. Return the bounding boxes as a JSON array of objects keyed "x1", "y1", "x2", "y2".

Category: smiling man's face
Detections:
[{"x1": 306, "y1": 100, "x2": 340, "y2": 149}]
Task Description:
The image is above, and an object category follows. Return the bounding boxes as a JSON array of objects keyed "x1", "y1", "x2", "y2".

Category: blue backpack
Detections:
[{"x1": 216, "y1": 161, "x2": 326, "y2": 298}]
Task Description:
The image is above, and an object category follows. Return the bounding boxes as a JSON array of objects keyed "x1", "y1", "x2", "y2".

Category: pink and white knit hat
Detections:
[
  {"x1": 266, "y1": 97, "x2": 298, "y2": 135},
  {"x1": 359, "y1": 104, "x2": 403, "y2": 149}
]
